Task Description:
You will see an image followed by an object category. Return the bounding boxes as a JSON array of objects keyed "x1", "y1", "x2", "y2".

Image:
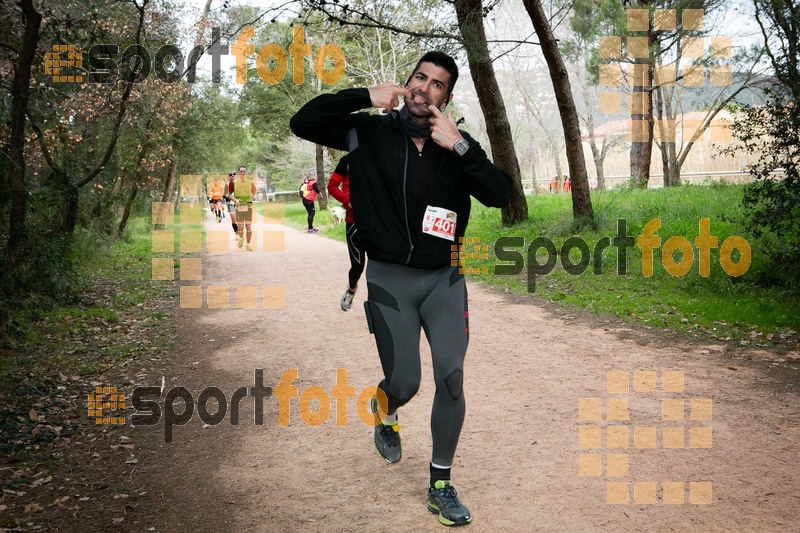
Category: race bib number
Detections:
[
  {"x1": 422, "y1": 205, "x2": 457, "y2": 242},
  {"x1": 237, "y1": 204, "x2": 250, "y2": 212}
]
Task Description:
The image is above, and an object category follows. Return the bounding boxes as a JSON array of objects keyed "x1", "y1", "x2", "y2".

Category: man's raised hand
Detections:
[
  {"x1": 428, "y1": 105, "x2": 463, "y2": 151},
  {"x1": 369, "y1": 83, "x2": 411, "y2": 114}
]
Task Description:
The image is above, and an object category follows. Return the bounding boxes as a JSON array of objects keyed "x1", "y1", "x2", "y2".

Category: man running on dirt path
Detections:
[
  {"x1": 209, "y1": 178, "x2": 225, "y2": 222},
  {"x1": 291, "y1": 51, "x2": 511, "y2": 527},
  {"x1": 234, "y1": 165, "x2": 257, "y2": 252},
  {"x1": 226, "y1": 170, "x2": 239, "y2": 237}
]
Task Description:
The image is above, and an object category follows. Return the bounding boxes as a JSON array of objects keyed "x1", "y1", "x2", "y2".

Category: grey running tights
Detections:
[{"x1": 363, "y1": 259, "x2": 468, "y2": 466}]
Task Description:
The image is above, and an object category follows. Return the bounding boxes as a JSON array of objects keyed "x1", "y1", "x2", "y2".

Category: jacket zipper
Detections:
[{"x1": 402, "y1": 138, "x2": 414, "y2": 265}]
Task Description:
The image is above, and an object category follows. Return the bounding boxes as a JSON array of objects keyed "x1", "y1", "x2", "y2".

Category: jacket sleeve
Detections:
[
  {"x1": 290, "y1": 88, "x2": 374, "y2": 150},
  {"x1": 456, "y1": 131, "x2": 512, "y2": 208},
  {"x1": 327, "y1": 171, "x2": 350, "y2": 205}
]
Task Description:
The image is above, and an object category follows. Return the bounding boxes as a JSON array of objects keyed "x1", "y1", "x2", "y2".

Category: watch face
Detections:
[{"x1": 454, "y1": 140, "x2": 469, "y2": 155}]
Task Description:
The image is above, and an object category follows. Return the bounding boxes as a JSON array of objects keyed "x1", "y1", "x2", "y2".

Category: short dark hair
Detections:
[{"x1": 408, "y1": 51, "x2": 459, "y2": 96}]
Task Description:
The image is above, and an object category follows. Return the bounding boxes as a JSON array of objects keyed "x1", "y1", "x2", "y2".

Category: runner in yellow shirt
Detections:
[{"x1": 233, "y1": 165, "x2": 257, "y2": 251}]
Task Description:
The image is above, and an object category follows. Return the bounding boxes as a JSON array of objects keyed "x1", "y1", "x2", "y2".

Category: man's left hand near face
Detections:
[{"x1": 428, "y1": 104, "x2": 464, "y2": 152}]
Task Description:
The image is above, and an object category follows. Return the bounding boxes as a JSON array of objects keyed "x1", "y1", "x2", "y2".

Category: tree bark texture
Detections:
[
  {"x1": 523, "y1": 0, "x2": 594, "y2": 220},
  {"x1": 628, "y1": 7, "x2": 654, "y2": 188},
  {"x1": 453, "y1": 0, "x2": 528, "y2": 226},
  {"x1": 5, "y1": 0, "x2": 41, "y2": 256},
  {"x1": 118, "y1": 183, "x2": 139, "y2": 237},
  {"x1": 582, "y1": 83, "x2": 605, "y2": 190}
]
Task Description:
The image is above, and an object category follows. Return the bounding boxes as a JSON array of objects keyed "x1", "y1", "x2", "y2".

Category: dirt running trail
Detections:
[{"x1": 131, "y1": 210, "x2": 800, "y2": 532}]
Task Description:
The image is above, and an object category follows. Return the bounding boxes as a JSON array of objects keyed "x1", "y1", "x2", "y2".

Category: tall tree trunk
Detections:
[
  {"x1": 553, "y1": 147, "x2": 564, "y2": 188},
  {"x1": 667, "y1": 145, "x2": 678, "y2": 185},
  {"x1": 582, "y1": 83, "x2": 605, "y2": 191},
  {"x1": 5, "y1": 0, "x2": 41, "y2": 256},
  {"x1": 672, "y1": 164, "x2": 682, "y2": 186},
  {"x1": 92, "y1": 194, "x2": 103, "y2": 221},
  {"x1": 160, "y1": 148, "x2": 178, "y2": 203},
  {"x1": 169, "y1": 158, "x2": 180, "y2": 208},
  {"x1": 154, "y1": 153, "x2": 179, "y2": 230},
  {"x1": 523, "y1": 0, "x2": 594, "y2": 221},
  {"x1": 118, "y1": 183, "x2": 139, "y2": 237},
  {"x1": 653, "y1": 84, "x2": 670, "y2": 188},
  {"x1": 588, "y1": 138, "x2": 602, "y2": 189},
  {"x1": 629, "y1": 83, "x2": 654, "y2": 187},
  {"x1": 454, "y1": 0, "x2": 528, "y2": 226},
  {"x1": 61, "y1": 174, "x2": 79, "y2": 234},
  {"x1": 315, "y1": 143, "x2": 328, "y2": 210},
  {"x1": 663, "y1": 87, "x2": 679, "y2": 187},
  {"x1": 596, "y1": 142, "x2": 606, "y2": 190},
  {"x1": 629, "y1": 4, "x2": 654, "y2": 188}
]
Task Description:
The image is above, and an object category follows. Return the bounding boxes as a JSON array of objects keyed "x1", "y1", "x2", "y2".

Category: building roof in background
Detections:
[{"x1": 587, "y1": 110, "x2": 736, "y2": 140}]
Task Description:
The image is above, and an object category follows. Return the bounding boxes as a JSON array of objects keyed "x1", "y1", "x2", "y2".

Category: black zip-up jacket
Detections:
[{"x1": 290, "y1": 88, "x2": 512, "y2": 269}]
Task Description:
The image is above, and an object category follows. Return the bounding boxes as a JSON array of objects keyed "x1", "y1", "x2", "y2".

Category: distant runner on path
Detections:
[
  {"x1": 234, "y1": 165, "x2": 256, "y2": 252},
  {"x1": 327, "y1": 154, "x2": 364, "y2": 312}
]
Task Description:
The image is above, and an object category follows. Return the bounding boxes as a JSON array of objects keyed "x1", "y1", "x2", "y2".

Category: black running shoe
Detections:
[
  {"x1": 370, "y1": 397, "x2": 401, "y2": 463},
  {"x1": 427, "y1": 480, "x2": 472, "y2": 526}
]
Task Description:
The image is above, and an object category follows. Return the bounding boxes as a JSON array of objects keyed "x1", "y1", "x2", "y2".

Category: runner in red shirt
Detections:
[{"x1": 327, "y1": 154, "x2": 364, "y2": 311}]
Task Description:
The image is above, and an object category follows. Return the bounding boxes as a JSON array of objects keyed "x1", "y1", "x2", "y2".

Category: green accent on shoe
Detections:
[
  {"x1": 427, "y1": 480, "x2": 472, "y2": 527},
  {"x1": 373, "y1": 421, "x2": 402, "y2": 463},
  {"x1": 370, "y1": 397, "x2": 401, "y2": 463}
]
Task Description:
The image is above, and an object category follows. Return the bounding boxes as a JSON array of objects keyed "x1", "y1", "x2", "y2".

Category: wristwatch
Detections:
[{"x1": 453, "y1": 138, "x2": 470, "y2": 156}]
